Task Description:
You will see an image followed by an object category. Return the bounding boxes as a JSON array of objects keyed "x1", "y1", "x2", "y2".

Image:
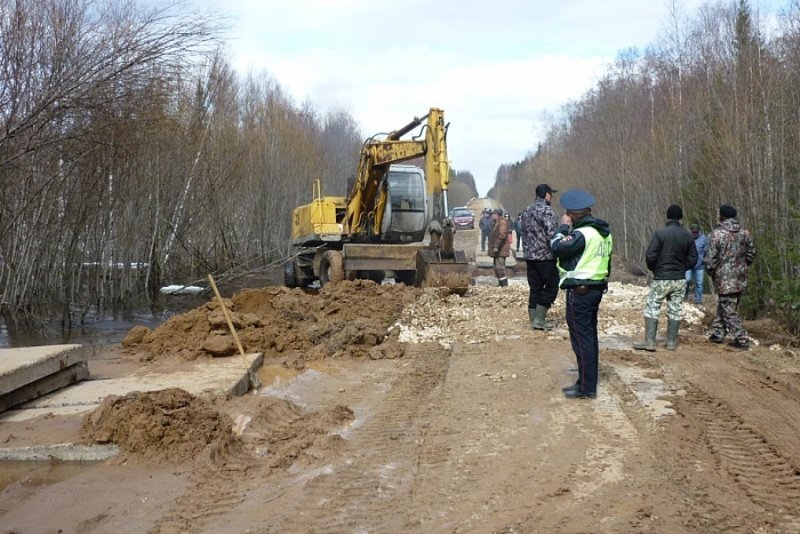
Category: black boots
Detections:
[
  {"x1": 666, "y1": 319, "x2": 680, "y2": 350},
  {"x1": 531, "y1": 305, "x2": 554, "y2": 330},
  {"x1": 498, "y1": 278, "x2": 508, "y2": 287},
  {"x1": 633, "y1": 317, "x2": 658, "y2": 351}
]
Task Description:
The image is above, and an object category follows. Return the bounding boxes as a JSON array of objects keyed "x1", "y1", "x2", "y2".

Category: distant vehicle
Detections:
[{"x1": 449, "y1": 207, "x2": 475, "y2": 229}]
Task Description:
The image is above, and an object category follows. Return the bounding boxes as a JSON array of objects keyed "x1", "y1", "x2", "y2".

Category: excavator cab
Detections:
[{"x1": 380, "y1": 165, "x2": 427, "y2": 243}]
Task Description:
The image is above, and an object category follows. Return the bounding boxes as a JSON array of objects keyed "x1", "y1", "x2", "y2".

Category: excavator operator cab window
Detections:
[
  {"x1": 388, "y1": 171, "x2": 423, "y2": 212},
  {"x1": 382, "y1": 167, "x2": 427, "y2": 242}
]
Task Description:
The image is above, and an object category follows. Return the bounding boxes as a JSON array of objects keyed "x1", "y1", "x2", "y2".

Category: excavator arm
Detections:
[{"x1": 344, "y1": 108, "x2": 450, "y2": 239}]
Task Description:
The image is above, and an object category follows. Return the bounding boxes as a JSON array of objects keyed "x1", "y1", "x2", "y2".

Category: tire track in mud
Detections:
[
  {"x1": 687, "y1": 390, "x2": 800, "y2": 531},
  {"x1": 602, "y1": 352, "x2": 800, "y2": 532},
  {"x1": 150, "y1": 440, "x2": 262, "y2": 533},
  {"x1": 264, "y1": 343, "x2": 451, "y2": 532},
  {"x1": 151, "y1": 398, "x2": 342, "y2": 533}
]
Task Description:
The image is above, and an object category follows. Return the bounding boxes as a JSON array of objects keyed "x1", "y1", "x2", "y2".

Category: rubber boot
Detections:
[
  {"x1": 633, "y1": 318, "x2": 658, "y2": 351},
  {"x1": 498, "y1": 278, "x2": 508, "y2": 287},
  {"x1": 528, "y1": 308, "x2": 536, "y2": 330},
  {"x1": 666, "y1": 319, "x2": 680, "y2": 350},
  {"x1": 532, "y1": 304, "x2": 554, "y2": 330}
]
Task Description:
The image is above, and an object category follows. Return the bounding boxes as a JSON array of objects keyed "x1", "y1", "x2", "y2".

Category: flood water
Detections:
[{"x1": 0, "y1": 295, "x2": 207, "y2": 350}]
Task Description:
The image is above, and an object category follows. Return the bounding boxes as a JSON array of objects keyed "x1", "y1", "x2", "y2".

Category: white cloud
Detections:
[{"x1": 192, "y1": 0, "x2": 788, "y2": 195}]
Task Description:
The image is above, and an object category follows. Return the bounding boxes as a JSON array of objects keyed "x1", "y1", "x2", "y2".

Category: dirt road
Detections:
[{"x1": 2, "y1": 227, "x2": 799, "y2": 533}]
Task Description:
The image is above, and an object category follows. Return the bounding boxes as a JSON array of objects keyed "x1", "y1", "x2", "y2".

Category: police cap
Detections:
[{"x1": 559, "y1": 189, "x2": 595, "y2": 211}]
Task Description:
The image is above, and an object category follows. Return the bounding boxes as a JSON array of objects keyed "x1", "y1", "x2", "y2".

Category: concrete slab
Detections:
[
  {"x1": 0, "y1": 352, "x2": 263, "y2": 423},
  {"x1": 0, "y1": 344, "x2": 84, "y2": 394},
  {"x1": 0, "y1": 443, "x2": 120, "y2": 462},
  {"x1": 0, "y1": 361, "x2": 89, "y2": 412}
]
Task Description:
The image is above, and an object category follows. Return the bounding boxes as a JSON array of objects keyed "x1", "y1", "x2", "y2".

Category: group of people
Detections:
[
  {"x1": 503, "y1": 183, "x2": 756, "y2": 401},
  {"x1": 633, "y1": 203, "x2": 756, "y2": 352}
]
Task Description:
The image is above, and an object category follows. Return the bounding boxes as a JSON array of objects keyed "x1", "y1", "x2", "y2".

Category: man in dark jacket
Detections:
[
  {"x1": 551, "y1": 189, "x2": 613, "y2": 399},
  {"x1": 479, "y1": 209, "x2": 493, "y2": 251},
  {"x1": 705, "y1": 204, "x2": 756, "y2": 350},
  {"x1": 521, "y1": 183, "x2": 559, "y2": 330},
  {"x1": 633, "y1": 205, "x2": 697, "y2": 351}
]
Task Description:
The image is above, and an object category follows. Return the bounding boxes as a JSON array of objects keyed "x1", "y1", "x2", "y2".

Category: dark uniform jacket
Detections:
[
  {"x1": 521, "y1": 198, "x2": 558, "y2": 261},
  {"x1": 488, "y1": 216, "x2": 511, "y2": 258},
  {"x1": 704, "y1": 218, "x2": 756, "y2": 295},
  {"x1": 551, "y1": 215, "x2": 612, "y2": 288},
  {"x1": 645, "y1": 221, "x2": 697, "y2": 280},
  {"x1": 479, "y1": 213, "x2": 493, "y2": 235}
]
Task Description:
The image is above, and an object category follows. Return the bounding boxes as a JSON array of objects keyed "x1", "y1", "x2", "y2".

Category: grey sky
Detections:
[{"x1": 190, "y1": 0, "x2": 786, "y2": 195}]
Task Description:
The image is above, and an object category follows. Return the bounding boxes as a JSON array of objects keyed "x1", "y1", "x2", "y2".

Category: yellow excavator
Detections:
[{"x1": 284, "y1": 107, "x2": 470, "y2": 294}]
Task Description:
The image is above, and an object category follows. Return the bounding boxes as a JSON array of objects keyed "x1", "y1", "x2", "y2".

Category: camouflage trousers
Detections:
[
  {"x1": 644, "y1": 279, "x2": 686, "y2": 321},
  {"x1": 711, "y1": 293, "x2": 748, "y2": 343}
]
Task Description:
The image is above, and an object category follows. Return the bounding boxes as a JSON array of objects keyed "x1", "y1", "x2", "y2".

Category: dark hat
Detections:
[
  {"x1": 719, "y1": 204, "x2": 737, "y2": 219},
  {"x1": 493, "y1": 208, "x2": 503, "y2": 215},
  {"x1": 690, "y1": 223, "x2": 700, "y2": 232},
  {"x1": 535, "y1": 183, "x2": 557, "y2": 198},
  {"x1": 666, "y1": 204, "x2": 683, "y2": 220},
  {"x1": 559, "y1": 189, "x2": 595, "y2": 211}
]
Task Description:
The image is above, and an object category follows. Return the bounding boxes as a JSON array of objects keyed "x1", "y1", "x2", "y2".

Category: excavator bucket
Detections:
[
  {"x1": 415, "y1": 248, "x2": 471, "y2": 296},
  {"x1": 414, "y1": 218, "x2": 471, "y2": 295}
]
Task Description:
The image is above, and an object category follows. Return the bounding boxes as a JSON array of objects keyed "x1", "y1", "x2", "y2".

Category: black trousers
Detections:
[
  {"x1": 526, "y1": 259, "x2": 560, "y2": 309},
  {"x1": 565, "y1": 286, "x2": 604, "y2": 394}
]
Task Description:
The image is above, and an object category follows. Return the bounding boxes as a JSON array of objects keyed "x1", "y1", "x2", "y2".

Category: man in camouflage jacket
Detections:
[
  {"x1": 704, "y1": 204, "x2": 757, "y2": 349},
  {"x1": 521, "y1": 184, "x2": 559, "y2": 329}
]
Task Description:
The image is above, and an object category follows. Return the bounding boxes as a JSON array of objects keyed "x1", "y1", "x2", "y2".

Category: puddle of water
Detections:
[
  {"x1": 0, "y1": 461, "x2": 93, "y2": 492},
  {"x1": 258, "y1": 364, "x2": 302, "y2": 387},
  {"x1": 257, "y1": 360, "x2": 344, "y2": 388}
]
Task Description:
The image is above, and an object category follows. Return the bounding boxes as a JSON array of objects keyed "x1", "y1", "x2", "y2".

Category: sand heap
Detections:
[
  {"x1": 123, "y1": 280, "x2": 419, "y2": 365},
  {"x1": 80, "y1": 388, "x2": 237, "y2": 464}
]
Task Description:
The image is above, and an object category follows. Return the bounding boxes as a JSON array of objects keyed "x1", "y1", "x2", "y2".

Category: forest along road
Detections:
[{"x1": 1, "y1": 228, "x2": 800, "y2": 533}]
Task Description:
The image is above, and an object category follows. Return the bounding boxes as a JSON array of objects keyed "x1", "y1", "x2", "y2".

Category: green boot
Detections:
[
  {"x1": 532, "y1": 304, "x2": 554, "y2": 330},
  {"x1": 666, "y1": 319, "x2": 680, "y2": 350},
  {"x1": 633, "y1": 318, "x2": 658, "y2": 351},
  {"x1": 528, "y1": 308, "x2": 536, "y2": 330}
]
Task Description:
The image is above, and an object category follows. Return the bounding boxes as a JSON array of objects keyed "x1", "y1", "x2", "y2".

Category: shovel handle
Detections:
[{"x1": 207, "y1": 274, "x2": 248, "y2": 365}]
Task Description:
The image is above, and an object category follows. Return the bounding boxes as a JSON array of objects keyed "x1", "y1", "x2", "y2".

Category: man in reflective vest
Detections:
[{"x1": 550, "y1": 189, "x2": 613, "y2": 399}]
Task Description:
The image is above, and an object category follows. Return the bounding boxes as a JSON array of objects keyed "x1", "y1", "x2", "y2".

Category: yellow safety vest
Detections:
[{"x1": 558, "y1": 226, "x2": 612, "y2": 285}]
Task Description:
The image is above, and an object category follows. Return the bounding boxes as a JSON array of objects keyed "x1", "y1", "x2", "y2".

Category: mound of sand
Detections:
[
  {"x1": 80, "y1": 388, "x2": 237, "y2": 464},
  {"x1": 123, "y1": 280, "x2": 419, "y2": 364}
]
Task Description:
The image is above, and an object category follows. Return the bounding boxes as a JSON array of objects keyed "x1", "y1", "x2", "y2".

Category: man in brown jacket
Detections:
[{"x1": 489, "y1": 208, "x2": 511, "y2": 286}]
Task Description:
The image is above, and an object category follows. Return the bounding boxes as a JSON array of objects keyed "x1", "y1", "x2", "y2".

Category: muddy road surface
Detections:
[{"x1": 2, "y1": 227, "x2": 800, "y2": 533}]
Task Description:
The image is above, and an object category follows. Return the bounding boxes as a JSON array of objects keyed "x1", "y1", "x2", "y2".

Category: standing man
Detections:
[
  {"x1": 685, "y1": 223, "x2": 708, "y2": 304},
  {"x1": 551, "y1": 190, "x2": 613, "y2": 399},
  {"x1": 514, "y1": 214, "x2": 523, "y2": 252},
  {"x1": 705, "y1": 204, "x2": 756, "y2": 350},
  {"x1": 633, "y1": 205, "x2": 697, "y2": 351},
  {"x1": 521, "y1": 184, "x2": 559, "y2": 330},
  {"x1": 488, "y1": 208, "x2": 511, "y2": 287},
  {"x1": 479, "y1": 209, "x2": 493, "y2": 252}
]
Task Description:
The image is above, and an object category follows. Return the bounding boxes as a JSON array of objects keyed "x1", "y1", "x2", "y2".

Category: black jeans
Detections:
[
  {"x1": 565, "y1": 286, "x2": 604, "y2": 394},
  {"x1": 526, "y1": 259, "x2": 559, "y2": 308}
]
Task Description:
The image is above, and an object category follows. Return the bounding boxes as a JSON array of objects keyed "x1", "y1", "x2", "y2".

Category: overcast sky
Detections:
[{"x1": 191, "y1": 0, "x2": 785, "y2": 196}]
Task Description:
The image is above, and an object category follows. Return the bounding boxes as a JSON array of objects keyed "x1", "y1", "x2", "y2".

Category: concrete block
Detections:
[
  {"x1": 0, "y1": 344, "x2": 85, "y2": 395},
  {"x1": 0, "y1": 361, "x2": 89, "y2": 412}
]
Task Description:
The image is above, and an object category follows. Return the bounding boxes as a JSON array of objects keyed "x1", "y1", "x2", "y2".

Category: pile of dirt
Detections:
[
  {"x1": 123, "y1": 280, "x2": 419, "y2": 365},
  {"x1": 80, "y1": 388, "x2": 238, "y2": 464}
]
